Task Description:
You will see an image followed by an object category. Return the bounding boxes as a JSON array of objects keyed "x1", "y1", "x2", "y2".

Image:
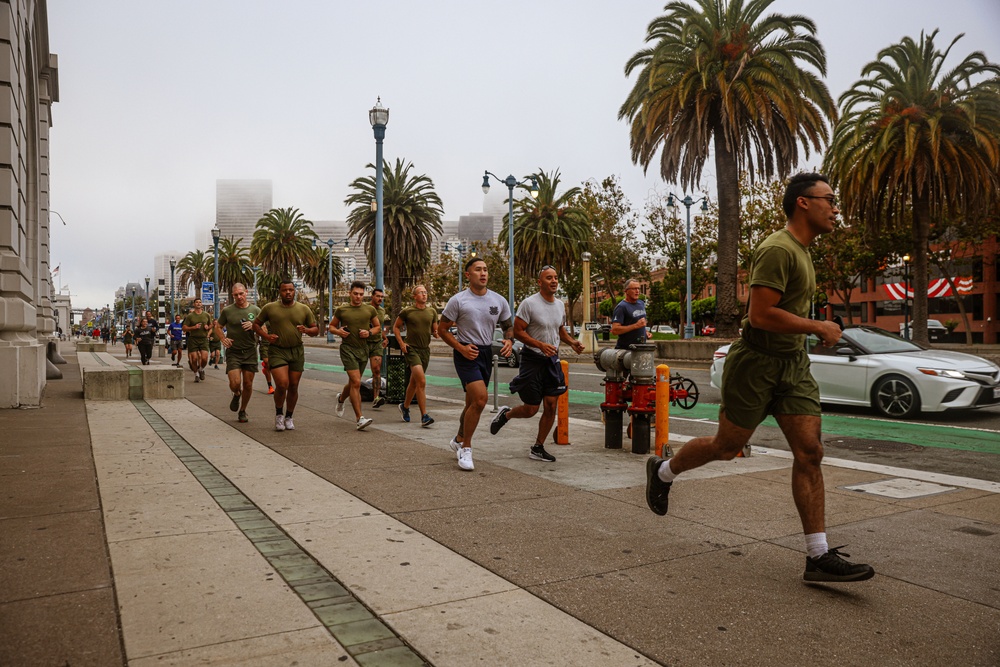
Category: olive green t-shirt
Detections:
[
  {"x1": 334, "y1": 303, "x2": 379, "y2": 352},
  {"x1": 183, "y1": 311, "x2": 213, "y2": 340},
  {"x1": 740, "y1": 229, "x2": 816, "y2": 357},
  {"x1": 257, "y1": 301, "x2": 316, "y2": 349},
  {"x1": 217, "y1": 304, "x2": 262, "y2": 354},
  {"x1": 398, "y1": 305, "x2": 437, "y2": 349},
  {"x1": 370, "y1": 304, "x2": 387, "y2": 342}
]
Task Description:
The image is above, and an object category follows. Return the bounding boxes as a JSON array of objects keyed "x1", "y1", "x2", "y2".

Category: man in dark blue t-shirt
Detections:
[
  {"x1": 611, "y1": 279, "x2": 650, "y2": 349},
  {"x1": 168, "y1": 314, "x2": 184, "y2": 366}
]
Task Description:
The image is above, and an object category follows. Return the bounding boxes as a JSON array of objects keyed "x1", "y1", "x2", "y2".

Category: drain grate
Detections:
[{"x1": 825, "y1": 437, "x2": 923, "y2": 453}]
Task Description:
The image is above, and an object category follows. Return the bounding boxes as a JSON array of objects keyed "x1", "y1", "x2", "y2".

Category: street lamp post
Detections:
[
  {"x1": 369, "y1": 98, "x2": 389, "y2": 292},
  {"x1": 131, "y1": 287, "x2": 136, "y2": 327},
  {"x1": 666, "y1": 194, "x2": 709, "y2": 339},
  {"x1": 211, "y1": 227, "x2": 221, "y2": 320},
  {"x1": 481, "y1": 171, "x2": 539, "y2": 316},
  {"x1": 444, "y1": 242, "x2": 475, "y2": 291},
  {"x1": 169, "y1": 258, "x2": 176, "y2": 322},
  {"x1": 144, "y1": 275, "x2": 150, "y2": 319},
  {"x1": 579, "y1": 251, "x2": 595, "y2": 353},
  {"x1": 902, "y1": 253, "x2": 911, "y2": 340}
]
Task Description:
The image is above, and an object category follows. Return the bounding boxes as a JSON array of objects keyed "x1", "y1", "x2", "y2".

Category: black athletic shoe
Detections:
[
  {"x1": 645, "y1": 456, "x2": 672, "y2": 516},
  {"x1": 804, "y1": 546, "x2": 875, "y2": 582},
  {"x1": 529, "y1": 444, "x2": 556, "y2": 462},
  {"x1": 229, "y1": 393, "x2": 241, "y2": 412},
  {"x1": 490, "y1": 406, "x2": 511, "y2": 435}
]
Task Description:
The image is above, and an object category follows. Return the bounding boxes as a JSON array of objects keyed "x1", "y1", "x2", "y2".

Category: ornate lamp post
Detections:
[
  {"x1": 902, "y1": 253, "x2": 911, "y2": 340},
  {"x1": 211, "y1": 227, "x2": 221, "y2": 319},
  {"x1": 579, "y1": 251, "x2": 595, "y2": 353},
  {"x1": 369, "y1": 98, "x2": 389, "y2": 292},
  {"x1": 666, "y1": 194, "x2": 709, "y2": 339},
  {"x1": 481, "y1": 172, "x2": 539, "y2": 316}
]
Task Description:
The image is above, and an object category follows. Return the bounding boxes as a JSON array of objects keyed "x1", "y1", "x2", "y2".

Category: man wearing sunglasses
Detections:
[
  {"x1": 645, "y1": 172, "x2": 875, "y2": 584},
  {"x1": 490, "y1": 266, "x2": 585, "y2": 461}
]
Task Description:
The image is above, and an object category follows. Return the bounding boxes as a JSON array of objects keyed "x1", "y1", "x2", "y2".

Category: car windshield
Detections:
[{"x1": 843, "y1": 327, "x2": 925, "y2": 354}]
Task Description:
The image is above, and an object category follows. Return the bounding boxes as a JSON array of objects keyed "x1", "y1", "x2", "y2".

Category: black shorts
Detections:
[
  {"x1": 509, "y1": 349, "x2": 566, "y2": 406},
  {"x1": 453, "y1": 344, "x2": 495, "y2": 389}
]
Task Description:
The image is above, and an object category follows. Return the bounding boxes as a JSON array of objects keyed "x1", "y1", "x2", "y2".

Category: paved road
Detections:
[{"x1": 302, "y1": 347, "x2": 1000, "y2": 483}]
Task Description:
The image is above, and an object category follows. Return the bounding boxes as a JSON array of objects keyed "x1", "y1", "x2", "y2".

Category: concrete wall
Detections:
[{"x1": 0, "y1": 0, "x2": 58, "y2": 407}]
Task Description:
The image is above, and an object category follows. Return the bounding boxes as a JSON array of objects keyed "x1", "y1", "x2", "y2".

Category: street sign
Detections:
[
  {"x1": 126, "y1": 310, "x2": 133, "y2": 321},
  {"x1": 201, "y1": 282, "x2": 215, "y2": 306},
  {"x1": 585, "y1": 322, "x2": 602, "y2": 331}
]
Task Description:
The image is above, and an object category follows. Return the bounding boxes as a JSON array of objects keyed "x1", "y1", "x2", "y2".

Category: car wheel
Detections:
[
  {"x1": 871, "y1": 375, "x2": 921, "y2": 419},
  {"x1": 507, "y1": 352, "x2": 518, "y2": 368}
]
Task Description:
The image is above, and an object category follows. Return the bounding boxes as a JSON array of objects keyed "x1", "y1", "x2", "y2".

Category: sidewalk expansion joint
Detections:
[{"x1": 130, "y1": 399, "x2": 429, "y2": 667}]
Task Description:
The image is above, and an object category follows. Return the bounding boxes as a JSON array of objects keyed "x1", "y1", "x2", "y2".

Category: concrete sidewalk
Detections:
[{"x1": 2, "y1": 343, "x2": 998, "y2": 666}]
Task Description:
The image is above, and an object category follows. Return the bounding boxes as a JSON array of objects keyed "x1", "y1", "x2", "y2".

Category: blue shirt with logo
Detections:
[
  {"x1": 612, "y1": 299, "x2": 647, "y2": 349},
  {"x1": 169, "y1": 321, "x2": 184, "y2": 341}
]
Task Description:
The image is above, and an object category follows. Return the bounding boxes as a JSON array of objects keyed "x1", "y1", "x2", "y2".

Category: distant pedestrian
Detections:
[
  {"x1": 258, "y1": 330, "x2": 274, "y2": 394},
  {"x1": 168, "y1": 315, "x2": 184, "y2": 366},
  {"x1": 209, "y1": 327, "x2": 222, "y2": 370},
  {"x1": 122, "y1": 327, "x2": 134, "y2": 358},
  {"x1": 490, "y1": 266, "x2": 584, "y2": 462},
  {"x1": 611, "y1": 279, "x2": 651, "y2": 349},
  {"x1": 135, "y1": 318, "x2": 156, "y2": 365},
  {"x1": 392, "y1": 285, "x2": 438, "y2": 427},
  {"x1": 438, "y1": 258, "x2": 513, "y2": 471},
  {"x1": 183, "y1": 299, "x2": 213, "y2": 382},
  {"x1": 644, "y1": 173, "x2": 875, "y2": 583},
  {"x1": 253, "y1": 279, "x2": 319, "y2": 431},
  {"x1": 329, "y1": 281, "x2": 381, "y2": 431},
  {"x1": 214, "y1": 283, "x2": 261, "y2": 424}
]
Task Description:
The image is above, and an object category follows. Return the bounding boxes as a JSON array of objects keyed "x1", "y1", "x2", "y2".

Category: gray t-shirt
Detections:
[
  {"x1": 515, "y1": 292, "x2": 566, "y2": 355},
  {"x1": 442, "y1": 288, "x2": 512, "y2": 346}
]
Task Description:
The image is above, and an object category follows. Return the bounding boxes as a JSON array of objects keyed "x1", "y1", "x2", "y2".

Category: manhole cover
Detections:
[{"x1": 825, "y1": 437, "x2": 922, "y2": 453}]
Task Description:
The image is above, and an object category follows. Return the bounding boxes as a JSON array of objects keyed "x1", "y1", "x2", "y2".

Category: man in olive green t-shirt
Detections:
[
  {"x1": 214, "y1": 283, "x2": 261, "y2": 423},
  {"x1": 392, "y1": 284, "x2": 438, "y2": 426},
  {"x1": 182, "y1": 299, "x2": 213, "y2": 382},
  {"x1": 645, "y1": 173, "x2": 875, "y2": 584},
  {"x1": 367, "y1": 288, "x2": 390, "y2": 409},
  {"x1": 329, "y1": 280, "x2": 380, "y2": 431},
  {"x1": 252, "y1": 280, "x2": 319, "y2": 432}
]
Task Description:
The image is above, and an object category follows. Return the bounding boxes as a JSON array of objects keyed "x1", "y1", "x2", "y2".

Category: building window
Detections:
[{"x1": 861, "y1": 302, "x2": 869, "y2": 323}]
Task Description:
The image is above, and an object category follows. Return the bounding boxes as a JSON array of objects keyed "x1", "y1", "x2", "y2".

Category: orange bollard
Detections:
[
  {"x1": 655, "y1": 364, "x2": 671, "y2": 457},
  {"x1": 555, "y1": 359, "x2": 570, "y2": 445}
]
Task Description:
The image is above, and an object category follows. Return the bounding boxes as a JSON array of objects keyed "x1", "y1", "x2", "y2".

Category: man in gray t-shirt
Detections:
[{"x1": 490, "y1": 266, "x2": 585, "y2": 463}]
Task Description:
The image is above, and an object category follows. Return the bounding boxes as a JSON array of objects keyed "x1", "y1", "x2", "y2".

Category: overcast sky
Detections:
[{"x1": 48, "y1": 0, "x2": 1000, "y2": 310}]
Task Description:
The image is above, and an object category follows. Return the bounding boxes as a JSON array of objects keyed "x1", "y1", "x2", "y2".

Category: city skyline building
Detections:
[{"x1": 215, "y1": 179, "x2": 273, "y2": 249}]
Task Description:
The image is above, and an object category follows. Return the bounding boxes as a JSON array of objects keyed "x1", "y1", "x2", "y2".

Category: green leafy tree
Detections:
[
  {"x1": 255, "y1": 272, "x2": 282, "y2": 304},
  {"x1": 619, "y1": 0, "x2": 836, "y2": 337},
  {"x1": 575, "y1": 176, "x2": 648, "y2": 301},
  {"x1": 501, "y1": 168, "x2": 591, "y2": 276},
  {"x1": 345, "y1": 158, "x2": 444, "y2": 317},
  {"x1": 301, "y1": 246, "x2": 345, "y2": 325},
  {"x1": 646, "y1": 279, "x2": 676, "y2": 325},
  {"x1": 824, "y1": 30, "x2": 1000, "y2": 345},
  {"x1": 250, "y1": 207, "x2": 317, "y2": 279},
  {"x1": 176, "y1": 249, "x2": 211, "y2": 298},
  {"x1": 738, "y1": 176, "x2": 788, "y2": 275}
]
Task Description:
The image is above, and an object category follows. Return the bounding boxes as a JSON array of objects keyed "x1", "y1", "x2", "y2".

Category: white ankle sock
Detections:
[
  {"x1": 805, "y1": 532, "x2": 828, "y2": 559},
  {"x1": 657, "y1": 459, "x2": 678, "y2": 483}
]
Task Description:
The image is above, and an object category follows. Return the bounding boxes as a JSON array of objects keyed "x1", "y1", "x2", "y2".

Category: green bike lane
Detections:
[{"x1": 304, "y1": 361, "x2": 1000, "y2": 456}]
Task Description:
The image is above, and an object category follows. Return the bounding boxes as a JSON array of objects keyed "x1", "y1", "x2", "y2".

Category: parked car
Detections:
[
  {"x1": 650, "y1": 325, "x2": 677, "y2": 335},
  {"x1": 701, "y1": 324, "x2": 717, "y2": 336},
  {"x1": 491, "y1": 327, "x2": 524, "y2": 367},
  {"x1": 709, "y1": 326, "x2": 1000, "y2": 419},
  {"x1": 899, "y1": 319, "x2": 948, "y2": 342}
]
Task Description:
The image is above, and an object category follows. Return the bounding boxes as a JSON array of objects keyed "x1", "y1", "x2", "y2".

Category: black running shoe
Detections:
[
  {"x1": 645, "y1": 456, "x2": 672, "y2": 516},
  {"x1": 804, "y1": 546, "x2": 875, "y2": 582},
  {"x1": 490, "y1": 406, "x2": 511, "y2": 435},
  {"x1": 529, "y1": 444, "x2": 556, "y2": 462},
  {"x1": 372, "y1": 395, "x2": 386, "y2": 409},
  {"x1": 230, "y1": 393, "x2": 240, "y2": 412}
]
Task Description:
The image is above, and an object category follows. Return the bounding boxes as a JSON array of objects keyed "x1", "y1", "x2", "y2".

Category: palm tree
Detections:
[
  {"x1": 176, "y1": 249, "x2": 211, "y2": 297},
  {"x1": 501, "y1": 168, "x2": 591, "y2": 276},
  {"x1": 215, "y1": 236, "x2": 253, "y2": 296},
  {"x1": 619, "y1": 0, "x2": 836, "y2": 335},
  {"x1": 301, "y1": 245, "x2": 344, "y2": 325},
  {"x1": 824, "y1": 30, "x2": 1000, "y2": 345},
  {"x1": 250, "y1": 207, "x2": 317, "y2": 278},
  {"x1": 345, "y1": 158, "x2": 444, "y2": 316}
]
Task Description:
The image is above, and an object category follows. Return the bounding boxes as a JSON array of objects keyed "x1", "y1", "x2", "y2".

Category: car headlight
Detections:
[{"x1": 917, "y1": 368, "x2": 969, "y2": 380}]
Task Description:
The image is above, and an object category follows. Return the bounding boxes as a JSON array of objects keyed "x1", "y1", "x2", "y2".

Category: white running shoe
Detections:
[
  {"x1": 275, "y1": 414, "x2": 285, "y2": 431},
  {"x1": 457, "y1": 447, "x2": 474, "y2": 471},
  {"x1": 284, "y1": 416, "x2": 295, "y2": 431},
  {"x1": 357, "y1": 416, "x2": 373, "y2": 431},
  {"x1": 449, "y1": 437, "x2": 462, "y2": 459},
  {"x1": 336, "y1": 396, "x2": 346, "y2": 418}
]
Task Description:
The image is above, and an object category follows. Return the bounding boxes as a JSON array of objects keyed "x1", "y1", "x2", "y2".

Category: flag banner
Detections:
[
  {"x1": 52, "y1": 265, "x2": 60, "y2": 275},
  {"x1": 883, "y1": 278, "x2": 974, "y2": 300}
]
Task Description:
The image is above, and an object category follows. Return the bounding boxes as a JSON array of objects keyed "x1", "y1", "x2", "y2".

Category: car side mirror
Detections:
[{"x1": 835, "y1": 346, "x2": 856, "y2": 361}]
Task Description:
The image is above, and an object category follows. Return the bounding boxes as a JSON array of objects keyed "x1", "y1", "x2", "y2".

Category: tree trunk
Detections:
[
  {"x1": 911, "y1": 197, "x2": 931, "y2": 346},
  {"x1": 713, "y1": 124, "x2": 743, "y2": 337}
]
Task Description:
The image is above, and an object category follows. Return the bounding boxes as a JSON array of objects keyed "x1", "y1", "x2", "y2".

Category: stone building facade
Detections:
[{"x1": 0, "y1": 1, "x2": 58, "y2": 408}]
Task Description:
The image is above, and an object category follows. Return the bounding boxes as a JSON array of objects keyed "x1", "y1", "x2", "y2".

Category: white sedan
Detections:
[{"x1": 709, "y1": 326, "x2": 1000, "y2": 419}]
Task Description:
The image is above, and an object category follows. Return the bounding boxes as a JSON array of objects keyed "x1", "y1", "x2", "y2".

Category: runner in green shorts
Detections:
[
  {"x1": 253, "y1": 280, "x2": 319, "y2": 432},
  {"x1": 392, "y1": 284, "x2": 438, "y2": 427},
  {"x1": 644, "y1": 173, "x2": 875, "y2": 584},
  {"x1": 329, "y1": 280, "x2": 380, "y2": 431},
  {"x1": 183, "y1": 299, "x2": 213, "y2": 382},
  {"x1": 215, "y1": 283, "x2": 261, "y2": 423},
  {"x1": 367, "y1": 288, "x2": 389, "y2": 409},
  {"x1": 258, "y1": 331, "x2": 273, "y2": 395}
]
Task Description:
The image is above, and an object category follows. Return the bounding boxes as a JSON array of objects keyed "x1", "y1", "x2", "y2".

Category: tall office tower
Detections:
[{"x1": 216, "y1": 180, "x2": 273, "y2": 249}]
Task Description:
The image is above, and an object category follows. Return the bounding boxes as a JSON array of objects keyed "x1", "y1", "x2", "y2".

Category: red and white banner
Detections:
[{"x1": 884, "y1": 277, "x2": 974, "y2": 300}]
